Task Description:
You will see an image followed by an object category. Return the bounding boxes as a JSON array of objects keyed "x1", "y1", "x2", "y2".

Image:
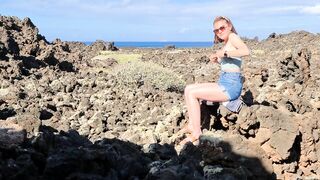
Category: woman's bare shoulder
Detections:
[{"x1": 228, "y1": 32, "x2": 241, "y2": 40}]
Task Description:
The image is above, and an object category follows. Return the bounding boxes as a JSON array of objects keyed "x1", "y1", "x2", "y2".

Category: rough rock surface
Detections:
[{"x1": 0, "y1": 15, "x2": 319, "y2": 179}]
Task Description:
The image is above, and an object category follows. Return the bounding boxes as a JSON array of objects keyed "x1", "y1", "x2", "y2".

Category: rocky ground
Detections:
[{"x1": 0, "y1": 15, "x2": 319, "y2": 179}]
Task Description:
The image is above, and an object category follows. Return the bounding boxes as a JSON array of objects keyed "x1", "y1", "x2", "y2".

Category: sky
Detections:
[{"x1": 1, "y1": 0, "x2": 320, "y2": 42}]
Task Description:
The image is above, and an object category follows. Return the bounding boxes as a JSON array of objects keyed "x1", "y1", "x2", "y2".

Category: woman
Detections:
[{"x1": 179, "y1": 16, "x2": 250, "y2": 145}]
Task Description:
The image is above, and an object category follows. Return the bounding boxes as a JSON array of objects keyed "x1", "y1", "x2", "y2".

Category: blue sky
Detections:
[{"x1": 1, "y1": 0, "x2": 320, "y2": 42}]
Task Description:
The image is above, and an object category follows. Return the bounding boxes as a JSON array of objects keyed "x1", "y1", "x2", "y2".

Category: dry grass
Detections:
[
  {"x1": 112, "y1": 60, "x2": 186, "y2": 92},
  {"x1": 92, "y1": 51, "x2": 142, "y2": 64}
]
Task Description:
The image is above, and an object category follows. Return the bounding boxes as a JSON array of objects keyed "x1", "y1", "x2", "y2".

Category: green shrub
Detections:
[{"x1": 112, "y1": 61, "x2": 185, "y2": 92}]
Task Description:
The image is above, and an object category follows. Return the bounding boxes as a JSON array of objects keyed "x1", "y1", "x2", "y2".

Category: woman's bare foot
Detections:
[
  {"x1": 176, "y1": 124, "x2": 192, "y2": 136},
  {"x1": 179, "y1": 134, "x2": 199, "y2": 146}
]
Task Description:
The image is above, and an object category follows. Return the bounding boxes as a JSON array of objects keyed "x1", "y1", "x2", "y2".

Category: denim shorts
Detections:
[{"x1": 218, "y1": 71, "x2": 243, "y2": 101}]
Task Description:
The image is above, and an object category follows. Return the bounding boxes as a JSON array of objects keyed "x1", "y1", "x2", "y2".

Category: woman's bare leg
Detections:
[
  {"x1": 184, "y1": 83, "x2": 213, "y2": 131},
  {"x1": 184, "y1": 83, "x2": 229, "y2": 139}
]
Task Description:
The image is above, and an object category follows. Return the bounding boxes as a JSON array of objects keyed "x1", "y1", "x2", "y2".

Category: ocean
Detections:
[{"x1": 84, "y1": 41, "x2": 213, "y2": 48}]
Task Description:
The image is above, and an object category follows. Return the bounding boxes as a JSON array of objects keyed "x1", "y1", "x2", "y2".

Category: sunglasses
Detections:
[{"x1": 213, "y1": 26, "x2": 226, "y2": 34}]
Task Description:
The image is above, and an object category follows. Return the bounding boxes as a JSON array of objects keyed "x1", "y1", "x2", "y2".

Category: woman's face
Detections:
[{"x1": 214, "y1": 19, "x2": 231, "y2": 41}]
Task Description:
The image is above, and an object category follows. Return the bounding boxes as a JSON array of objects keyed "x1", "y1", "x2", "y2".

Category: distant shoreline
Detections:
[{"x1": 84, "y1": 41, "x2": 213, "y2": 48}]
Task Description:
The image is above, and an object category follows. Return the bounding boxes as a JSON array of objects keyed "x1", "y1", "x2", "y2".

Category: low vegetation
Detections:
[
  {"x1": 92, "y1": 51, "x2": 142, "y2": 64},
  {"x1": 112, "y1": 60, "x2": 186, "y2": 92}
]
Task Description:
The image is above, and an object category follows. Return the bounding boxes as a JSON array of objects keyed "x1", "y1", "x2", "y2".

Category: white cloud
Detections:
[
  {"x1": 179, "y1": 27, "x2": 190, "y2": 34},
  {"x1": 252, "y1": 6, "x2": 301, "y2": 14},
  {"x1": 300, "y1": 4, "x2": 320, "y2": 15},
  {"x1": 252, "y1": 4, "x2": 320, "y2": 16}
]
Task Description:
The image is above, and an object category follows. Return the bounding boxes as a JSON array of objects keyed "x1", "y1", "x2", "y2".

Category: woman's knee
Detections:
[
  {"x1": 185, "y1": 86, "x2": 199, "y2": 99},
  {"x1": 184, "y1": 84, "x2": 193, "y2": 96}
]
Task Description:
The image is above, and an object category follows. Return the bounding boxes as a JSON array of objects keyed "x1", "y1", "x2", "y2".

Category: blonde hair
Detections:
[{"x1": 213, "y1": 16, "x2": 238, "y2": 43}]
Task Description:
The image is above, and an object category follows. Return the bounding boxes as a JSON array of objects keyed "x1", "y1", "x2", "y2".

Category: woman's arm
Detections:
[{"x1": 226, "y1": 33, "x2": 250, "y2": 57}]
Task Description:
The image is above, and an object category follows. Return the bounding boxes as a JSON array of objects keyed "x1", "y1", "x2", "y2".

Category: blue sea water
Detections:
[{"x1": 84, "y1": 41, "x2": 213, "y2": 48}]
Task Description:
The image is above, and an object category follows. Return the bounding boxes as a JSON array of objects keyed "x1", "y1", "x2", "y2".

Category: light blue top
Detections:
[{"x1": 220, "y1": 57, "x2": 242, "y2": 71}]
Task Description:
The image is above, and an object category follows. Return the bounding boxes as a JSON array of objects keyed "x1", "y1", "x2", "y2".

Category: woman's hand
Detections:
[
  {"x1": 209, "y1": 53, "x2": 220, "y2": 63},
  {"x1": 215, "y1": 50, "x2": 225, "y2": 58}
]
